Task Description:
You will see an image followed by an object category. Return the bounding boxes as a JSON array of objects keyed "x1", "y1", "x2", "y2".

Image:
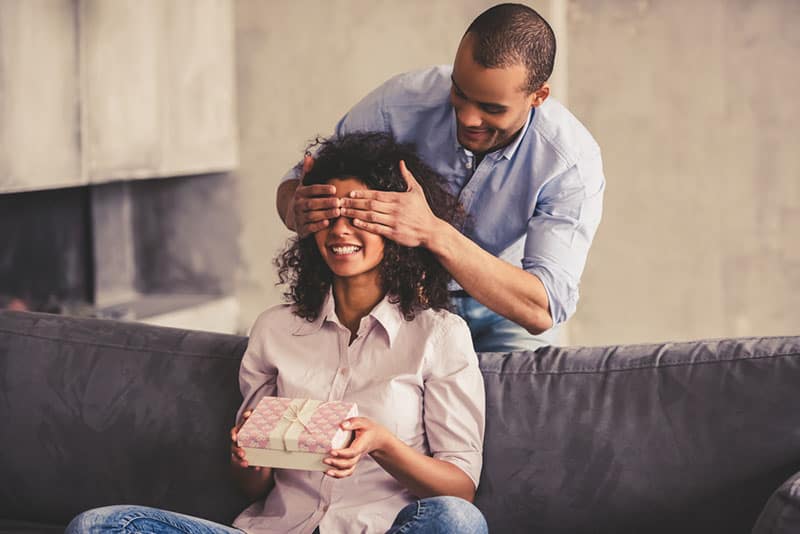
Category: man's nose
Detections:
[{"x1": 456, "y1": 103, "x2": 482, "y2": 128}]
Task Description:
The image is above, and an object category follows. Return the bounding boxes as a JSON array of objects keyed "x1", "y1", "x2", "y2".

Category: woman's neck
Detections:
[{"x1": 332, "y1": 275, "x2": 385, "y2": 342}]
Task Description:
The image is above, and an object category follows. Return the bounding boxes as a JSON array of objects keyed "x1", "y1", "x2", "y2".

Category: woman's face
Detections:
[{"x1": 314, "y1": 177, "x2": 385, "y2": 282}]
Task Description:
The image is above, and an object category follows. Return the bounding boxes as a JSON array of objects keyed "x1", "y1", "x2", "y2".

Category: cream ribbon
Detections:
[{"x1": 268, "y1": 398, "x2": 322, "y2": 451}]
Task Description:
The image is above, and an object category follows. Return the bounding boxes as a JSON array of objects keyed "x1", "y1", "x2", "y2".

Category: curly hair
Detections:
[{"x1": 276, "y1": 132, "x2": 464, "y2": 322}]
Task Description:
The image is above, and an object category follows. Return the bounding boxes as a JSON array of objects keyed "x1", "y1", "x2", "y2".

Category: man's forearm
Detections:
[
  {"x1": 427, "y1": 219, "x2": 553, "y2": 334},
  {"x1": 276, "y1": 179, "x2": 299, "y2": 229}
]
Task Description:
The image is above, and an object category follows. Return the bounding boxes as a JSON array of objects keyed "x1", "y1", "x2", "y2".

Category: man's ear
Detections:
[{"x1": 530, "y1": 83, "x2": 550, "y2": 108}]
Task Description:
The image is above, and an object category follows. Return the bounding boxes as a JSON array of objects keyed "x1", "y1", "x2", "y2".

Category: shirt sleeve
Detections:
[
  {"x1": 423, "y1": 313, "x2": 486, "y2": 489},
  {"x1": 236, "y1": 313, "x2": 278, "y2": 424},
  {"x1": 523, "y1": 148, "x2": 605, "y2": 325}
]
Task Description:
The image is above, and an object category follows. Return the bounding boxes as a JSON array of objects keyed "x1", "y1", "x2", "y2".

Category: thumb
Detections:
[
  {"x1": 341, "y1": 417, "x2": 368, "y2": 430},
  {"x1": 398, "y1": 160, "x2": 421, "y2": 191},
  {"x1": 302, "y1": 154, "x2": 315, "y2": 176}
]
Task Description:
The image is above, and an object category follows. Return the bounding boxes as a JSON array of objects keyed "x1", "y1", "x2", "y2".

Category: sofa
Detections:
[{"x1": 1, "y1": 310, "x2": 798, "y2": 533}]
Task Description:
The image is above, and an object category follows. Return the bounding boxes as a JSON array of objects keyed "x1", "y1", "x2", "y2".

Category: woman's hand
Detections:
[
  {"x1": 323, "y1": 417, "x2": 393, "y2": 478},
  {"x1": 230, "y1": 409, "x2": 263, "y2": 471},
  {"x1": 229, "y1": 408, "x2": 274, "y2": 500}
]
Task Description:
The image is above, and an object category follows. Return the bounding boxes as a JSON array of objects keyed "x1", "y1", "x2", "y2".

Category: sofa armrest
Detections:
[{"x1": 752, "y1": 469, "x2": 800, "y2": 534}]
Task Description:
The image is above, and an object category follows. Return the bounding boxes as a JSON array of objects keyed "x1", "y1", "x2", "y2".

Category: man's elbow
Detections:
[{"x1": 523, "y1": 307, "x2": 554, "y2": 335}]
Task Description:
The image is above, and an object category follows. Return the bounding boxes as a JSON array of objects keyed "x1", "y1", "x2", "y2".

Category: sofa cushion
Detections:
[
  {"x1": 475, "y1": 337, "x2": 800, "y2": 533},
  {"x1": 0, "y1": 519, "x2": 64, "y2": 534},
  {"x1": 0, "y1": 311, "x2": 251, "y2": 527}
]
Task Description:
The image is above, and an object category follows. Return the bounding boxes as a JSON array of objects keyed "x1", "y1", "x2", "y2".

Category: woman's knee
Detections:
[
  {"x1": 392, "y1": 495, "x2": 487, "y2": 534},
  {"x1": 424, "y1": 496, "x2": 487, "y2": 531},
  {"x1": 66, "y1": 505, "x2": 132, "y2": 533}
]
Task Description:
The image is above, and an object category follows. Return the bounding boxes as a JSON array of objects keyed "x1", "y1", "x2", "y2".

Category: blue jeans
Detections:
[
  {"x1": 451, "y1": 293, "x2": 557, "y2": 352},
  {"x1": 65, "y1": 496, "x2": 487, "y2": 534}
]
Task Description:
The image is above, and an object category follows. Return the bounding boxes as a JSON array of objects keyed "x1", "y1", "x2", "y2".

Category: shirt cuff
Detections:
[{"x1": 434, "y1": 451, "x2": 483, "y2": 490}]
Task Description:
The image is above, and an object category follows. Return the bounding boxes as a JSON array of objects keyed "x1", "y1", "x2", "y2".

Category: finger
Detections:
[
  {"x1": 302, "y1": 154, "x2": 315, "y2": 175},
  {"x1": 340, "y1": 208, "x2": 394, "y2": 226},
  {"x1": 339, "y1": 197, "x2": 393, "y2": 214},
  {"x1": 234, "y1": 411, "x2": 253, "y2": 436},
  {"x1": 231, "y1": 448, "x2": 249, "y2": 468},
  {"x1": 297, "y1": 184, "x2": 336, "y2": 198},
  {"x1": 347, "y1": 189, "x2": 397, "y2": 202},
  {"x1": 340, "y1": 417, "x2": 369, "y2": 430},
  {"x1": 300, "y1": 197, "x2": 341, "y2": 213},
  {"x1": 350, "y1": 218, "x2": 393, "y2": 238},
  {"x1": 329, "y1": 444, "x2": 364, "y2": 460},
  {"x1": 323, "y1": 455, "x2": 359, "y2": 470},
  {"x1": 325, "y1": 465, "x2": 357, "y2": 478},
  {"x1": 399, "y1": 160, "x2": 421, "y2": 190},
  {"x1": 302, "y1": 208, "x2": 340, "y2": 223},
  {"x1": 237, "y1": 409, "x2": 253, "y2": 427},
  {"x1": 300, "y1": 219, "x2": 331, "y2": 236}
]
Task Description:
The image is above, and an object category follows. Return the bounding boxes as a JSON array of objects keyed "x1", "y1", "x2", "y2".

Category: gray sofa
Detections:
[{"x1": 1, "y1": 310, "x2": 799, "y2": 533}]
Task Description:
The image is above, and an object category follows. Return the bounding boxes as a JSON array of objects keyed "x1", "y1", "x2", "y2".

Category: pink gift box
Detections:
[{"x1": 237, "y1": 396, "x2": 358, "y2": 471}]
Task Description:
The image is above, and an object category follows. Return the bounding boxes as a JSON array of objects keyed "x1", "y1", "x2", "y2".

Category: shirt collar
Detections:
[
  {"x1": 499, "y1": 107, "x2": 534, "y2": 160},
  {"x1": 367, "y1": 293, "x2": 404, "y2": 348},
  {"x1": 451, "y1": 107, "x2": 535, "y2": 161},
  {"x1": 292, "y1": 289, "x2": 403, "y2": 347}
]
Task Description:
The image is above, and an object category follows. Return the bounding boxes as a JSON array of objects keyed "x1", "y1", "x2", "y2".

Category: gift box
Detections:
[{"x1": 237, "y1": 396, "x2": 358, "y2": 471}]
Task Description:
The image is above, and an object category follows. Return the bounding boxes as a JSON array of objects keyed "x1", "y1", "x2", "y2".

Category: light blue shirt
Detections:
[{"x1": 285, "y1": 65, "x2": 605, "y2": 326}]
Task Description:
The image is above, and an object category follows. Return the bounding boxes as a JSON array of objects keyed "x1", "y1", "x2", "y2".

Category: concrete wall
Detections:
[
  {"x1": 0, "y1": 0, "x2": 82, "y2": 192},
  {"x1": 567, "y1": 0, "x2": 800, "y2": 344},
  {"x1": 233, "y1": 1, "x2": 799, "y2": 344}
]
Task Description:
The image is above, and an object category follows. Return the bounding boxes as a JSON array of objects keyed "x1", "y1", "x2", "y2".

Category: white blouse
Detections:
[{"x1": 233, "y1": 291, "x2": 485, "y2": 534}]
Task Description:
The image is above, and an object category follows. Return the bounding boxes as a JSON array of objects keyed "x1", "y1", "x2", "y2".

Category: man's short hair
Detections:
[{"x1": 466, "y1": 3, "x2": 556, "y2": 93}]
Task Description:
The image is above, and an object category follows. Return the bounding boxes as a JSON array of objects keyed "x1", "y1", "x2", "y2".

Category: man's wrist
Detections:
[{"x1": 424, "y1": 217, "x2": 456, "y2": 258}]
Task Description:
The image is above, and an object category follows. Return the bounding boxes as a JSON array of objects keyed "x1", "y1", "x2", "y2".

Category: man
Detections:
[{"x1": 276, "y1": 3, "x2": 605, "y2": 352}]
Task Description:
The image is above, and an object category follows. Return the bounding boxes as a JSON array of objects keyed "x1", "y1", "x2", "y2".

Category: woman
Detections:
[{"x1": 67, "y1": 132, "x2": 486, "y2": 534}]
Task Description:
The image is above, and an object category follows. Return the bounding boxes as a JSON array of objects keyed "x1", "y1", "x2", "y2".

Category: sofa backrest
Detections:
[
  {"x1": 0, "y1": 311, "x2": 251, "y2": 527},
  {"x1": 2, "y1": 310, "x2": 799, "y2": 533},
  {"x1": 475, "y1": 338, "x2": 800, "y2": 533}
]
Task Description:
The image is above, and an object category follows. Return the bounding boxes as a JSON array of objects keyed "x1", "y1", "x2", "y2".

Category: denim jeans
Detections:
[
  {"x1": 65, "y1": 496, "x2": 487, "y2": 534},
  {"x1": 451, "y1": 293, "x2": 557, "y2": 352}
]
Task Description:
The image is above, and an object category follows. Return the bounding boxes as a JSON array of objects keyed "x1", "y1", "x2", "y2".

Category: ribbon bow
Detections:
[{"x1": 281, "y1": 401, "x2": 314, "y2": 434}]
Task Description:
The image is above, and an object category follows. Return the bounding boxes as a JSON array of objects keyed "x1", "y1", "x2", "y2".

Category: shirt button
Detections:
[
  {"x1": 322, "y1": 504, "x2": 330, "y2": 512},
  {"x1": 465, "y1": 159, "x2": 473, "y2": 169},
  {"x1": 339, "y1": 368, "x2": 348, "y2": 376}
]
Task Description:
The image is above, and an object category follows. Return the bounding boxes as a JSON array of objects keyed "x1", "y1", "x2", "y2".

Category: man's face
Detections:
[{"x1": 450, "y1": 33, "x2": 547, "y2": 155}]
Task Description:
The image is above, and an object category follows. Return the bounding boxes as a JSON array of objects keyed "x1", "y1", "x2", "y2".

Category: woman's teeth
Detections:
[{"x1": 331, "y1": 245, "x2": 361, "y2": 255}]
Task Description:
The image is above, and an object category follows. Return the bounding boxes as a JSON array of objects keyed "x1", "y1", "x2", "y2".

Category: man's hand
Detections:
[
  {"x1": 322, "y1": 417, "x2": 392, "y2": 479},
  {"x1": 340, "y1": 160, "x2": 440, "y2": 247},
  {"x1": 284, "y1": 155, "x2": 341, "y2": 238}
]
